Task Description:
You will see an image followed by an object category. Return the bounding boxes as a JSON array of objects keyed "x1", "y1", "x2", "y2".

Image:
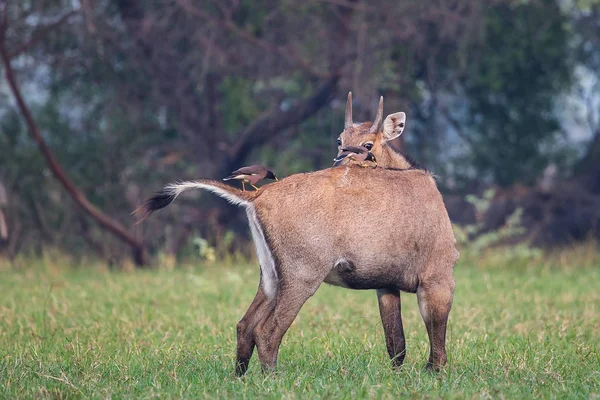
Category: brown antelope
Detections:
[{"x1": 134, "y1": 98, "x2": 458, "y2": 375}]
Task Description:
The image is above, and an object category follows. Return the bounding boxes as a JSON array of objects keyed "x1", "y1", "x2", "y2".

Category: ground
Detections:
[{"x1": 0, "y1": 249, "x2": 599, "y2": 399}]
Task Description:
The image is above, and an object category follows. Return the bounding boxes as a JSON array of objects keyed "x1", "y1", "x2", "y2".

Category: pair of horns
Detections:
[{"x1": 344, "y1": 92, "x2": 384, "y2": 133}]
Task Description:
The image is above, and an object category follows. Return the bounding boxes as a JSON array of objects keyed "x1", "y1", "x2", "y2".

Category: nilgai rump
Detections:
[{"x1": 135, "y1": 165, "x2": 459, "y2": 375}]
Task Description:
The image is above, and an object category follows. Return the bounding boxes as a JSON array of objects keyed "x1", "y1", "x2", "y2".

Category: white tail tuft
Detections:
[{"x1": 164, "y1": 181, "x2": 250, "y2": 208}]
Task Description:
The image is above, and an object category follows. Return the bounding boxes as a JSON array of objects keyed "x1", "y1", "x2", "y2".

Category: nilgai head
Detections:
[{"x1": 336, "y1": 92, "x2": 413, "y2": 169}]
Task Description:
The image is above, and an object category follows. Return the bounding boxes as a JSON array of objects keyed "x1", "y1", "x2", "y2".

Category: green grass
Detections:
[{"x1": 0, "y1": 252, "x2": 599, "y2": 399}]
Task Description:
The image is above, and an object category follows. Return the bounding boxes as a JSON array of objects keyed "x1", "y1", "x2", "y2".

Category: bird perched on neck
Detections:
[
  {"x1": 333, "y1": 146, "x2": 377, "y2": 168},
  {"x1": 223, "y1": 165, "x2": 278, "y2": 191}
]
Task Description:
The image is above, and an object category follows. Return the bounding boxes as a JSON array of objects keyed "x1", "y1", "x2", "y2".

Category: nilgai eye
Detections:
[
  {"x1": 337, "y1": 138, "x2": 342, "y2": 146},
  {"x1": 363, "y1": 142, "x2": 373, "y2": 150}
]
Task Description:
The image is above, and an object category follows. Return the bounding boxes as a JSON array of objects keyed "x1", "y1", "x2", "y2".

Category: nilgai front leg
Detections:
[
  {"x1": 377, "y1": 288, "x2": 406, "y2": 367},
  {"x1": 236, "y1": 278, "x2": 273, "y2": 376},
  {"x1": 417, "y1": 276, "x2": 455, "y2": 371},
  {"x1": 253, "y1": 279, "x2": 322, "y2": 372}
]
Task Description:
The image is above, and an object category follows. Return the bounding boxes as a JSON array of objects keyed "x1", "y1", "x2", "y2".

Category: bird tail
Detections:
[
  {"x1": 333, "y1": 152, "x2": 350, "y2": 166},
  {"x1": 222, "y1": 175, "x2": 237, "y2": 181},
  {"x1": 132, "y1": 179, "x2": 256, "y2": 223},
  {"x1": 333, "y1": 154, "x2": 347, "y2": 163}
]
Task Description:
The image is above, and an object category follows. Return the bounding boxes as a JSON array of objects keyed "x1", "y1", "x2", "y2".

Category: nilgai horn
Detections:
[
  {"x1": 336, "y1": 92, "x2": 417, "y2": 169},
  {"x1": 134, "y1": 165, "x2": 459, "y2": 375}
]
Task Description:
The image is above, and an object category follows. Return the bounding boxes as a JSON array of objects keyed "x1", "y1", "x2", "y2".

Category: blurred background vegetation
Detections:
[{"x1": 0, "y1": 0, "x2": 599, "y2": 267}]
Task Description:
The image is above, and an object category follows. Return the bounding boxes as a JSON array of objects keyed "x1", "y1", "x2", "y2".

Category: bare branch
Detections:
[
  {"x1": 8, "y1": 9, "x2": 79, "y2": 59},
  {"x1": 317, "y1": 0, "x2": 374, "y2": 12},
  {"x1": 0, "y1": 0, "x2": 8, "y2": 39},
  {"x1": 80, "y1": 0, "x2": 97, "y2": 34},
  {"x1": 0, "y1": 38, "x2": 147, "y2": 265},
  {"x1": 220, "y1": 74, "x2": 340, "y2": 176},
  {"x1": 175, "y1": 0, "x2": 334, "y2": 79}
]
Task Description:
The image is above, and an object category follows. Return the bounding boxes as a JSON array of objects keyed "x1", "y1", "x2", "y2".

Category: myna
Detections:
[
  {"x1": 223, "y1": 165, "x2": 278, "y2": 191},
  {"x1": 333, "y1": 146, "x2": 377, "y2": 168}
]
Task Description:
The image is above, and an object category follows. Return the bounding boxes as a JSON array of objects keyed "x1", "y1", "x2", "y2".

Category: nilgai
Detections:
[
  {"x1": 223, "y1": 165, "x2": 278, "y2": 191},
  {"x1": 134, "y1": 166, "x2": 459, "y2": 375}
]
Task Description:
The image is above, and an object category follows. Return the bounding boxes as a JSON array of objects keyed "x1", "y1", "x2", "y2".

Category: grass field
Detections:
[{"x1": 0, "y1": 250, "x2": 599, "y2": 399}]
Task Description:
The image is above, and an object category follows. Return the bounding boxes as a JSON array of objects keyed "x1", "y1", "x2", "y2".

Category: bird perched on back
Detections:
[
  {"x1": 223, "y1": 165, "x2": 278, "y2": 191},
  {"x1": 333, "y1": 146, "x2": 377, "y2": 168}
]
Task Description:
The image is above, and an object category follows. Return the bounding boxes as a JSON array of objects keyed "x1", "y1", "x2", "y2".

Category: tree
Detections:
[
  {"x1": 570, "y1": 2, "x2": 600, "y2": 193},
  {"x1": 0, "y1": 1, "x2": 147, "y2": 265},
  {"x1": 1, "y1": 0, "x2": 586, "y2": 260},
  {"x1": 435, "y1": 0, "x2": 572, "y2": 186}
]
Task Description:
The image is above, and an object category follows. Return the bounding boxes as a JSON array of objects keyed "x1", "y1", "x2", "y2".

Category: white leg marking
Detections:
[
  {"x1": 417, "y1": 288, "x2": 429, "y2": 322},
  {"x1": 246, "y1": 205, "x2": 277, "y2": 299}
]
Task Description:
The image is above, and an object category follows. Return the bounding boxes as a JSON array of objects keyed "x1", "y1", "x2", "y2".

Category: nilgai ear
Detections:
[{"x1": 382, "y1": 112, "x2": 406, "y2": 142}]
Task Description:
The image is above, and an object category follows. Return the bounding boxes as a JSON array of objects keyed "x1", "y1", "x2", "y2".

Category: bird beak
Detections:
[{"x1": 275, "y1": 177, "x2": 278, "y2": 181}]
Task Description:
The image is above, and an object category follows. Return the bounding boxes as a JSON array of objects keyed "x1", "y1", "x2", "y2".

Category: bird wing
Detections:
[
  {"x1": 333, "y1": 151, "x2": 351, "y2": 162},
  {"x1": 334, "y1": 151, "x2": 361, "y2": 163},
  {"x1": 341, "y1": 146, "x2": 366, "y2": 154},
  {"x1": 230, "y1": 165, "x2": 265, "y2": 176}
]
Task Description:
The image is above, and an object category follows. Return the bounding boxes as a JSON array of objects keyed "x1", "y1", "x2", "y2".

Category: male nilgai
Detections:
[{"x1": 135, "y1": 166, "x2": 459, "y2": 375}]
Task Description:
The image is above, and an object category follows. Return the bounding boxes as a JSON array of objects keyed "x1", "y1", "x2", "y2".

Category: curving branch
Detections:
[
  {"x1": 8, "y1": 10, "x2": 79, "y2": 58},
  {"x1": 218, "y1": 74, "x2": 340, "y2": 177},
  {"x1": 0, "y1": 29, "x2": 147, "y2": 266}
]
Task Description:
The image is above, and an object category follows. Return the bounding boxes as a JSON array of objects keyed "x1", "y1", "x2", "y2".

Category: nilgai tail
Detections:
[
  {"x1": 132, "y1": 180, "x2": 258, "y2": 223},
  {"x1": 132, "y1": 178, "x2": 277, "y2": 305}
]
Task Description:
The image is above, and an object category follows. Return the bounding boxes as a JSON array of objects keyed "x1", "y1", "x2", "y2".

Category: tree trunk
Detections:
[
  {"x1": 0, "y1": 41, "x2": 147, "y2": 267},
  {"x1": 574, "y1": 129, "x2": 600, "y2": 194}
]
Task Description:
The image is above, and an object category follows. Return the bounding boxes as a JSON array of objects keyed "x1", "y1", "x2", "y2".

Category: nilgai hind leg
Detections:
[
  {"x1": 253, "y1": 278, "x2": 323, "y2": 372},
  {"x1": 235, "y1": 278, "x2": 273, "y2": 376},
  {"x1": 376, "y1": 288, "x2": 406, "y2": 367},
  {"x1": 417, "y1": 273, "x2": 455, "y2": 371}
]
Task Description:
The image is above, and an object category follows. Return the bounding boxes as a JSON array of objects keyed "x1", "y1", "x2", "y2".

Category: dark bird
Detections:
[
  {"x1": 223, "y1": 165, "x2": 278, "y2": 191},
  {"x1": 333, "y1": 146, "x2": 377, "y2": 168}
]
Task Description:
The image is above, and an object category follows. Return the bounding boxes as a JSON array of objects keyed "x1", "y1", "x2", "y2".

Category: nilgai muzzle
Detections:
[{"x1": 134, "y1": 165, "x2": 459, "y2": 375}]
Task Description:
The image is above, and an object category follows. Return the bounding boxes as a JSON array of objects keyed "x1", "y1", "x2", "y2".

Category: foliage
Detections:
[
  {"x1": 0, "y1": 252, "x2": 598, "y2": 398},
  {"x1": 454, "y1": 189, "x2": 543, "y2": 262},
  {"x1": 0, "y1": 0, "x2": 595, "y2": 260},
  {"x1": 191, "y1": 237, "x2": 216, "y2": 263},
  {"x1": 457, "y1": 0, "x2": 573, "y2": 186}
]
